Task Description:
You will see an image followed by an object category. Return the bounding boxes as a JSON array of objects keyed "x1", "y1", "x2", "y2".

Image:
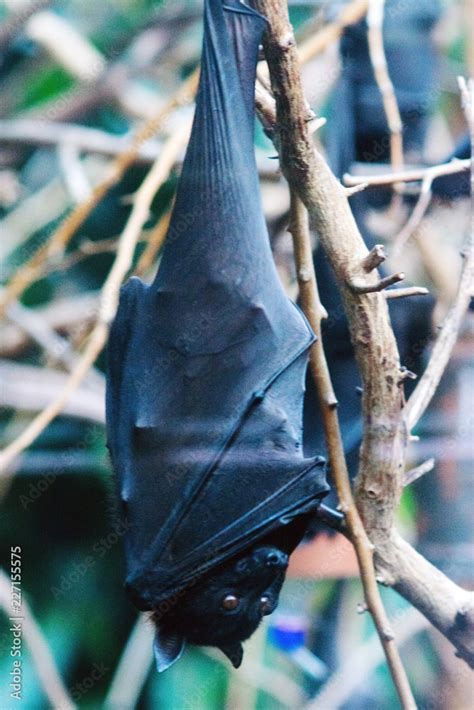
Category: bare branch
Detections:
[
  {"x1": 0, "y1": 120, "x2": 192, "y2": 474},
  {"x1": 0, "y1": 361, "x2": 104, "y2": 425},
  {"x1": 0, "y1": 69, "x2": 199, "y2": 319},
  {"x1": 104, "y1": 615, "x2": 154, "y2": 710},
  {"x1": 257, "y1": 3, "x2": 416, "y2": 704},
  {"x1": 404, "y1": 218, "x2": 473, "y2": 432},
  {"x1": 306, "y1": 608, "x2": 429, "y2": 710},
  {"x1": 385, "y1": 287, "x2": 429, "y2": 300},
  {"x1": 344, "y1": 182, "x2": 368, "y2": 197},
  {"x1": 298, "y1": 0, "x2": 369, "y2": 66},
  {"x1": 344, "y1": 159, "x2": 471, "y2": 187},
  {"x1": 367, "y1": 0, "x2": 403, "y2": 171},
  {"x1": 287, "y1": 191, "x2": 414, "y2": 701},
  {"x1": 361, "y1": 244, "x2": 387, "y2": 272},
  {"x1": 0, "y1": 119, "x2": 161, "y2": 163},
  {"x1": 391, "y1": 184, "x2": 433, "y2": 259},
  {"x1": 349, "y1": 272, "x2": 405, "y2": 294},
  {"x1": 404, "y1": 458, "x2": 435, "y2": 486},
  {"x1": 0, "y1": 569, "x2": 75, "y2": 709},
  {"x1": 405, "y1": 77, "x2": 473, "y2": 431}
]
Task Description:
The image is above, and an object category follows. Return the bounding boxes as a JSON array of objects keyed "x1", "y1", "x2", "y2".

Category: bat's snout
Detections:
[{"x1": 265, "y1": 550, "x2": 288, "y2": 569}]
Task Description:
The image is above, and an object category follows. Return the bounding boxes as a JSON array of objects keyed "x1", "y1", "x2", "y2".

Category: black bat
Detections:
[
  {"x1": 106, "y1": 0, "x2": 328, "y2": 672},
  {"x1": 327, "y1": 0, "x2": 442, "y2": 181}
]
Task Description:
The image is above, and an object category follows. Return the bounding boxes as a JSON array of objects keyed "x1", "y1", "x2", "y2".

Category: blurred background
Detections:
[{"x1": 0, "y1": 0, "x2": 472, "y2": 708}]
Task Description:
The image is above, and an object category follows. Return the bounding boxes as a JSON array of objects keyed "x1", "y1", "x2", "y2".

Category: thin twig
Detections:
[
  {"x1": 5, "y1": 298, "x2": 103, "y2": 387},
  {"x1": 404, "y1": 458, "x2": 435, "y2": 486},
  {"x1": 298, "y1": 0, "x2": 369, "y2": 65},
  {"x1": 404, "y1": 79, "x2": 474, "y2": 432},
  {"x1": 361, "y1": 244, "x2": 387, "y2": 272},
  {"x1": 349, "y1": 272, "x2": 404, "y2": 294},
  {"x1": 287, "y1": 192, "x2": 415, "y2": 708},
  {"x1": 104, "y1": 615, "x2": 154, "y2": 710},
  {"x1": 0, "y1": 122, "x2": 191, "y2": 474},
  {"x1": 0, "y1": 292, "x2": 99, "y2": 358},
  {"x1": 0, "y1": 119, "x2": 161, "y2": 163},
  {"x1": 0, "y1": 69, "x2": 199, "y2": 319},
  {"x1": 391, "y1": 185, "x2": 433, "y2": 259},
  {"x1": 343, "y1": 159, "x2": 471, "y2": 187},
  {"x1": 134, "y1": 204, "x2": 173, "y2": 277},
  {"x1": 345, "y1": 182, "x2": 368, "y2": 197},
  {"x1": 367, "y1": 0, "x2": 403, "y2": 171},
  {"x1": 306, "y1": 608, "x2": 429, "y2": 710},
  {"x1": 0, "y1": 569, "x2": 75, "y2": 709},
  {"x1": 0, "y1": 361, "x2": 104, "y2": 426},
  {"x1": 385, "y1": 287, "x2": 429, "y2": 300}
]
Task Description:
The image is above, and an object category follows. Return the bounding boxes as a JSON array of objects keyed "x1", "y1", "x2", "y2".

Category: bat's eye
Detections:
[
  {"x1": 259, "y1": 596, "x2": 272, "y2": 616},
  {"x1": 221, "y1": 594, "x2": 240, "y2": 611}
]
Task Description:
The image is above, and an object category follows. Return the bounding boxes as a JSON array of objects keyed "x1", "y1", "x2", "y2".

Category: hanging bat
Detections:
[
  {"x1": 106, "y1": 0, "x2": 328, "y2": 672},
  {"x1": 326, "y1": 0, "x2": 442, "y2": 180}
]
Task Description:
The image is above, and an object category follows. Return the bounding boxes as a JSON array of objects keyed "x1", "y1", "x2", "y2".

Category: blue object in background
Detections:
[{"x1": 269, "y1": 613, "x2": 328, "y2": 681}]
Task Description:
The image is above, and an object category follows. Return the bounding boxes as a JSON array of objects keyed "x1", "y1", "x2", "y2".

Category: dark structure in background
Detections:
[
  {"x1": 304, "y1": 0, "x2": 442, "y2": 488},
  {"x1": 327, "y1": 0, "x2": 442, "y2": 178},
  {"x1": 106, "y1": 0, "x2": 329, "y2": 673}
]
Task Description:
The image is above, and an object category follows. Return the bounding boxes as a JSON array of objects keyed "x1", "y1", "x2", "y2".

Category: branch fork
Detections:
[{"x1": 349, "y1": 272, "x2": 405, "y2": 294}]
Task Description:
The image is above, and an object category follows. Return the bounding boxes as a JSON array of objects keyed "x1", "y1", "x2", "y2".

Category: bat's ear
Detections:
[
  {"x1": 219, "y1": 642, "x2": 244, "y2": 669},
  {"x1": 153, "y1": 627, "x2": 185, "y2": 672}
]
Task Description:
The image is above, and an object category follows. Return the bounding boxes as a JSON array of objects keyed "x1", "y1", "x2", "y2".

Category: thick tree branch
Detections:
[
  {"x1": 257, "y1": 3, "x2": 416, "y2": 706},
  {"x1": 253, "y1": 0, "x2": 474, "y2": 683}
]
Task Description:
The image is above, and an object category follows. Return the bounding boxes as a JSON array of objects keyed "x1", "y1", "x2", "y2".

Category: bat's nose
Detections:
[{"x1": 265, "y1": 550, "x2": 288, "y2": 568}]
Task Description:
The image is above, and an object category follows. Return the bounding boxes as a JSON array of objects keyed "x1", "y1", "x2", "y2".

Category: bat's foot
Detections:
[{"x1": 315, "y1": 503, "x2": 346, "y2": 533}]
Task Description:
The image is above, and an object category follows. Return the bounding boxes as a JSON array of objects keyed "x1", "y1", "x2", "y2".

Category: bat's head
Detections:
[{"x1": 151, "y1": 544, "x2": 289, "y2": 672}]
